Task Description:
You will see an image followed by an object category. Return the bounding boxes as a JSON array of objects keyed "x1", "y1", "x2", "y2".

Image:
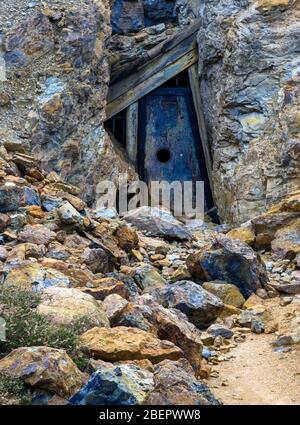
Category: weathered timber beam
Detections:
[
  {"x1": 106, "y1": 48, "x2": 198, "y2": 120},
  {"x1": 108, "y1": 29, "x2": 198, "y2": 105},
  {"x1": 188, "y1": 64, "x2": 214, "y2": 192}
]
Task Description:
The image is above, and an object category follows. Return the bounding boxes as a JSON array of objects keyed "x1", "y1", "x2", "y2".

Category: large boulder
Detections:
[
  {"x1": 271, "y1": 218, "x2": 300, "y2": 259},
  {"x1": 138, "y1": 296, "x2": 203, "y2": 376},
  {"x1": 3, "y1": 263, "x2": 70, "y2": 291},
  {"x1": 101, "y1": 294, "x2": 129, "y2": 323},
  {"x1": 187, "y1": 235, "x2": 268, "y2": 298},
  {"x1": 81, "y1": 247, "x2": 116, "y2": 274},
  {"x1": 151, "y1": 280, "x2": 224, "y2": 328},
  {"x1": 123, "y1": 207, "x2": 192, "y2": 241},
  {"x1": 79, "y1": 327, "x2": 183, "y2": 364},
  {"x1": 18, "y1": 224, "x2": 56, "y2": 245},
  {"x1": 0, "y1": 347, "x2": 84, "y2": 398},
  {"x1": 144, "y1": 360, "x2": 220, "y2": 405},
  {"x1": 112, "y1": 295, "x2": 203, "y2": 375},
  {"x1": 37, "y1": 287, "x2": 110, "y2": 327},
  {"x1": 202, "y1": 280, "x2": 245, "y2": 309},
  {"x1": 69, "y1": 363, "x2": 154, "y2": 405},
  {"x1": 57, "y1": 202, "x2": 84, "y2": 226}
]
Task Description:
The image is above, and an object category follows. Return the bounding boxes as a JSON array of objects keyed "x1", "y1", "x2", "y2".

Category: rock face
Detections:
[
  {"x1": 0, "y1": 1, "x2": 135, "y2": 206},
  {"x1": 0, "y1": 347, "x2": 84, "y2": 398},
  {"x1": 187, "y1": 235, "x2": 268, "y2": 298},
  {"x1": 197, "y1": 1, "x2": 300, "y2": 225},
  {"x1": 69, "y1": 363, "x2": 154, "y2": 405},
  {"x1": 79, "y1": 326, "x2": 184, "y2": 363},
  {"x1": 152, "y1": 280, "x2": 224, "y2": 328}
]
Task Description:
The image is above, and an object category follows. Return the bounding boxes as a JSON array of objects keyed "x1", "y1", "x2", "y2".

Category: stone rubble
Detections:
[{"x1": 0, "y1": 147, "x2": 298, "y2": 405}]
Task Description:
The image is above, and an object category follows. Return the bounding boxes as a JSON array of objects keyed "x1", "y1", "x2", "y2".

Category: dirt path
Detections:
[{"x1": 210, "y1": 334, "x2": 300, "y2": 405}]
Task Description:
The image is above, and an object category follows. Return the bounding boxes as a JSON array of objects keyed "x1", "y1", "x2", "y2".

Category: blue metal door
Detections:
[{"x1": 138, "y1": 88, "x2": 211, "y2": 207}]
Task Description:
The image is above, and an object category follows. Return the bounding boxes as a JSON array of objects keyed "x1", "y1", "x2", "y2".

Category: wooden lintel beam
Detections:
[{"x1": 106, "y1": 48, "x2": 198, "y2": 120}]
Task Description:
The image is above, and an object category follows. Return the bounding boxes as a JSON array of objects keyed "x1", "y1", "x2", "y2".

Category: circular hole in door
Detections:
[{"x1": 157, "y1": 149, "x2": 171, "y2": 163}]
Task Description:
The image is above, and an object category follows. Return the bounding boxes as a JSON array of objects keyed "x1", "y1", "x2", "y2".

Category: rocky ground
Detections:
[{"x1": 0, "y1": 144, "x2": 299, "y2": 405}]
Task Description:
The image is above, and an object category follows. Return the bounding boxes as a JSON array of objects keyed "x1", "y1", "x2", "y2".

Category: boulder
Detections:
[
  {"x1": 37, "y1": 287, "x2": 110, "y2": 327},
  {"x1": 206, "y1": 324, "x2": 234, "y2": 339},
  {"x1": 69, "y1": 363, "x2": 154, "y2": 405},
  {"x1": 151, "y1": 280, "x2": 224, "y2": 328},
  {"x1": 137, "y1": 296, "x2": 203, "y2": 375},
  {"x1": 57, "y1": 202, "x2": 84, "y2": 226},
  {"x1": 18, "y1": 224, "x2": 56, "y2": 245},
  {"x1": 134, "y1": 264, "x2": 167, "y2": 292},
  {"x1": 0, "y1": 246, "x2": 8, "y2": 262},
  {"x1": 0, "y1": 185, "x2": 40, "y2": 212},
  {"x1": 101, "y1": 294, "x2": 129, "y2": 323},
  {"x1": 3, "y1": 263, "x2": 70, "y2": 291},
  {"x1": 0, "y1": 347, "x2": 84, "y2": 398},
  {"x1": 115, "y1": 224, "x2": 139, "y2": 251},
  {"x1": 202, "y1": 281, "x2": 245, "y2": 308},
  {"x1": 268, "y1": 281, "x2": 300, "y2": 295},
  {"x1": 237, "y1": 305, "x2": 278, "y2": 334},
  {"x1": 123, "y1": 207, "x2": 192, "y2": 241},
  {"x1": 227, "y1": 227, "x2": 256, "y2": 247},
  {"x1": 0, "y1": 213, "x2": 10, "y2": 231},
  {"x1": 139, "y1": 235, "x2": 171, "y2": 255},
  {"x1": 186, "y1": 235, "x2": 268, "y2": 298},
  {"x1": 79, "y1": 327, "x2": 183, "y2": 363},
  {"x1": 253, "y1": 191, "x2": 300, "y2": 251},
  {"x1": 81, "y1": 247, "x2": 116, "y2": 274},
  {"x1": 143, "y1": 360, "x2": 220, "y2": 405},
  {"x1": 112, "y1": 302, "x2": 156, "y2": 333},
  {"x1": 81, "y1": 278, "x2": 131, "y2": 301},
  {"x1": 111, "y1": 294, "x2": 203, "y2": 374}
]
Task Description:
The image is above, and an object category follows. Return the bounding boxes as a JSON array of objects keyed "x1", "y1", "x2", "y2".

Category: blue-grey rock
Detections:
[
  {"x1": 69, "y1": 364, "x2": 154, "y2": 405},
  {"x1": 207, "y1": 323, "x2": 234, "y2": 339},
  {"x1": 202, "y1": 347, "x2": 217, "y2": 360},
  {"x1": 187, "y1": 234, "x2": 268, "y2": 299},
  {"x1": 144, "y1": 0, "x2": 176, "y2": 22},
  {"x1": 23, "y1": 187, "x2": 41, "y2": 206},
  {"x1": 0, "y1": 186, "x2": 21, "y2": 212},
  {"x1": 144, "y1": 360, "x2": 221, "y2": 405},
  {"x1": 123, "y1": 207, "x2": 192, "y2": 241},
  {"x1": 151, "y1": 280, "x2": 223, "y2": 328},
  {"x1": 41, "y1": 195, "x2": 63, "y2": 212}
]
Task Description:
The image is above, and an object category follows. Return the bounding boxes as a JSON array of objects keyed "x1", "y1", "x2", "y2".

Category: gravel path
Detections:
[{"x1": 211, "y1": 333, "x2": 300, "y2": 405}]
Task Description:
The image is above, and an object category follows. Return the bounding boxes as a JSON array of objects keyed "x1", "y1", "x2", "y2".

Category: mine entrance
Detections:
[
  {"x1": 106, "y1": 71, "x2": 214, "y2": 211},
  {"x1": 105, "y1": 21, "x2": 214, "y2": 212}
]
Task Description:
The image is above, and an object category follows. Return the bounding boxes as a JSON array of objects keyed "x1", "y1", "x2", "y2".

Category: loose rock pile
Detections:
[{"x1": 0, "y1": 146, "x2": 299, "y2": 405}]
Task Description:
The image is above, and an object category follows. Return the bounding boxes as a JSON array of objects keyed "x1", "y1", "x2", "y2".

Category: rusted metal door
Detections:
[{"x1": 138, "y1": 87, "x2": 211, "y2": 207}]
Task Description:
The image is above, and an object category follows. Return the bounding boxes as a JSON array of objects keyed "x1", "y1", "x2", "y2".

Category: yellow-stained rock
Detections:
[
  {"x1": 227, "y1": 227, "x2": 256, "y2": 247},
  {"x1": 79, "y1": 326, "x2": 183, "y2": 364},
  {"x1": 202, "y1": 281, "x2": 245, "y2": 308},
  {"x1": 0, "y1": 346, "x2": 84, "y2": 398},
  {"x1": 37, "y1": 286, "x2": 110, "y2": 327}
]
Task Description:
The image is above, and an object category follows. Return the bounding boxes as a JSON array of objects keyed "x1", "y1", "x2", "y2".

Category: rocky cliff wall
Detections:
[
  {"x1": 0, "y1": 0, "x2": 137, "y2": 207},
  {"x1": 196, "y1": 0, "x2": 300, "y2": 225}
]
